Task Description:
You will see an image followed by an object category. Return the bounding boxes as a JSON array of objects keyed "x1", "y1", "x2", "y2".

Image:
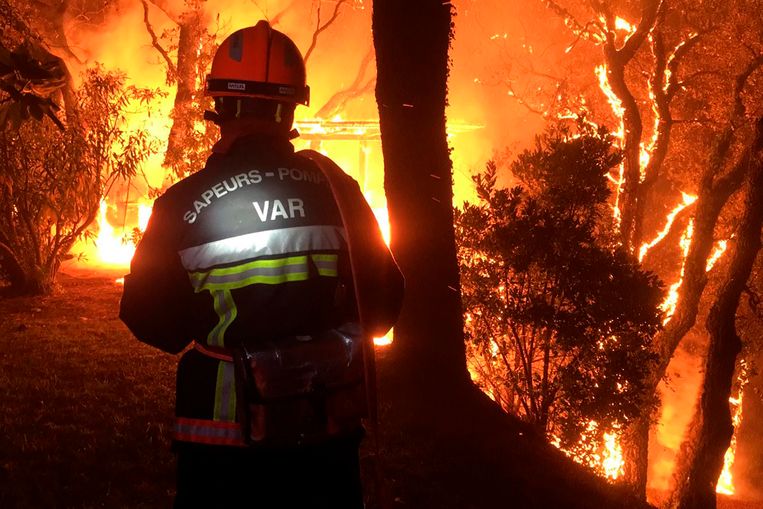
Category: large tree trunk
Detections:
[
  {"x1": 621, "y1": 132, "x2": 746, "y2": 497},
  {"x1": 622, "y1": 61, "x2": 763, "y2": 495},
  {"x1": 371, "y1": 3, "x2": 652, "y2": 508},
  {"x1": 373, "y1": 0, "x2": 467, "y2": 391},
  {"x1": 667, "y1": 119, "x2": 763, "y2": 509}
]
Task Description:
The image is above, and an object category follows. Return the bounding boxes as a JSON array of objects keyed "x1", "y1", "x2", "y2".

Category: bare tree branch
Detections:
[
  {"x1": 269, "y1": 0, "x2": 300, "y2": 27},
  {"x1": 542, "y1": 0, "x2": 604, "y2": 43},
  {"x1": 146, "y1": 0, "x2": 179, "y2": 23},
  {"x1": 304, "y1": 0, "x2": 348, "y2": 64},
  {"x1": 141, "y1": 0, "x2": 176, "y2": 79},
  {"x1": 316, "y1": 47, "x2": 374, "y2": 118},
  {"x1": 619, "y1": 0, "x2": 664, "y2": 62}
]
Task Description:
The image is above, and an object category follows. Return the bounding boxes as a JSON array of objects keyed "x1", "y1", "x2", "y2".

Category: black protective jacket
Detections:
[{"x1": 120, "y1": 133, "x2": 403, "y2": 446}]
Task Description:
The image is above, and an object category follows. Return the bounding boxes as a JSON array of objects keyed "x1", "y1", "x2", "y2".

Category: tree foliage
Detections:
[
  {"x1": 456, "y1": 123, "x2": 664, "y2": 462},
  {"x1": 0, "y1": 68, "x2": 156, "y2": 294},
  {"x1": 0, "y1": 39, "x2": 66, "y2": 130}
]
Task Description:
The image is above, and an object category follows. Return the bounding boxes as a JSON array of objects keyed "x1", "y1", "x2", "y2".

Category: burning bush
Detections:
[
  {"x1": 456, "y1": 122, "x2": 664, "y2": 473},
  {"x1": 0, "y1": 67, "x2": 156, "y2": 294}
]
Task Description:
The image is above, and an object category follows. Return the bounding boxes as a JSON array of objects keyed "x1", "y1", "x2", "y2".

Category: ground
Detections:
[{"x1": 0, "y1": 269, "x2": 759, "y2": 508}]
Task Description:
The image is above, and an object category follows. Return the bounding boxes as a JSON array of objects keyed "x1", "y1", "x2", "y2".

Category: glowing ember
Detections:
[
  {"x1": 594, "y1": 64, "x2": 626, "y2": 228},
  {"x1": 705, "y1": 240, "x2": 728, "y2": 272},
  {"x1": 660, "y1": 219, "x2": 694, "y2": 324},
  {"x1": 595, "y1": 65, "x2": 625, "y2": 120},
  {"x1": 638, "y1": 192, "x2": 697, "y2": 262}
]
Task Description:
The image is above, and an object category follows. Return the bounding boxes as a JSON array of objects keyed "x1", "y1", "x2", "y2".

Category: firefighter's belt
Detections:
[{"x1": 232, "y1": 324, "x2": 367, "y2": 447}]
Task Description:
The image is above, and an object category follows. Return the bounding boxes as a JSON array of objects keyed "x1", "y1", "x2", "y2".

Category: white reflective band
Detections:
[
  {"x1": 174, "y1": 417, "x2": 244, "y2": 446},
  {"x1": 179, "y1": 225, "x2": 347, "y2": 271}
]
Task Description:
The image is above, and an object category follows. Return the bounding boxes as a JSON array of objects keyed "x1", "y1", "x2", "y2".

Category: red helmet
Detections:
[{"x1": 205, "y1": 20, "x2": 309, "y2": 106}]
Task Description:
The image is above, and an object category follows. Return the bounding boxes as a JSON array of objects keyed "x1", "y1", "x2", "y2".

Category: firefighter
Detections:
[{"x1": 120, "y1": 20, "x2": 403, "y2": 508}]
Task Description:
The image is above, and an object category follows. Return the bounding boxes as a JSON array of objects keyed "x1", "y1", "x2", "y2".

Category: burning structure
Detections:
[{"x1": 0, "y1": 0, "x2": 761, "y2": 507}]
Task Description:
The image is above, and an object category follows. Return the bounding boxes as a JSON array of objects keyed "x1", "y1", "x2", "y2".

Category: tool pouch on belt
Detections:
[{"x1": 232, "y1": 322, "x2": 367, "y2": 446}]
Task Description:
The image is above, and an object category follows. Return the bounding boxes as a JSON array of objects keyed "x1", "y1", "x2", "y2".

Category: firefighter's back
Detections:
[{"x1": 165, "y1": 134, "x2": 355, "y2": 349}]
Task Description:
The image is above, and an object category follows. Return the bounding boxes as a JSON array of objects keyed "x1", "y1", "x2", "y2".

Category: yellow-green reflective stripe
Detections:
[
  {"x1": 312, "y1": 254, "x2": 338, "y2": 277},
  {"x1": 191, "y1": 255, "x2": 310, "y2": 279},
  {"x1": 190, "y1": 254, "x2": 339, "y2": 291},
  {"x1": 213, "y1": 361, "x2": 237, "y2": 422},
  {"x1": 198, "y1": 272, "x2": 310, "y2": 292},
  {"x1": 207, "y1": 289, "x2": 237, "y2": 347}
]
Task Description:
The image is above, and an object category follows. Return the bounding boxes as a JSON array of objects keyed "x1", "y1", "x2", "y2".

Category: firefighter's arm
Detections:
[
  {"x1": 331, "y1": 171, "x2": 403, "y2": 338},
  {"x1": 119, "y1": 196, "x2": 193, "y2": 354},
  {"x1": 353, "y1": 193, "x2": 404, "y2": 338}
]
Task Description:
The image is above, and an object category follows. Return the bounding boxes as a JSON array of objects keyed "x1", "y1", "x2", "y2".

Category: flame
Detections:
[
  {"x1": 716, "y1": 392, "x2": 742, "y2": 495},
  {"x1": 371, "y1": 206, "x2": 393, "y2": 346},
  {"x1": 639, "y1": 192, "x2": 697, "y2": 262},
  {"x1": 715, "y1": 359, "x2": 750, "y2": 495},
  {"x1": 601, "y1": 431, "x2": 625, "y2": 479},
  {"x1": 614, "y1": 17, "x2": 636, "y2": 34},
  {"x1": 595, "y1": 65, "x2": 625, "y2": 120},
  {"x1": 93, "y1": 199, "x2": 139, "y2": 266},
  {"x1": 594, "y1": 64, "x2": 627, "y2": 228},
  {"x1": 551, "y1": 422, "x2": 625, "y2": 481},
  {"x1": 705, "y1": 239, "x2": 728, "y2": 272},
  {"x1": 660, "y1": 219, "x2": 694, "y2": 324}
]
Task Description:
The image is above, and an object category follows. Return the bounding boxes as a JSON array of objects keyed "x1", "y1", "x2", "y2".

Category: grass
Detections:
[
  {"x1": 0, "y1": 268, "x2": 758, "y2": 509},
  {"x1": 0, "y1": 269, "x2": 176, "y2": 508}
]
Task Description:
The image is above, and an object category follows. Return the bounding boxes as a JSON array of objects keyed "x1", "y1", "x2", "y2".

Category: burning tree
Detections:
[
  {"x1": 0, "y1": 5, "x2": 157, "y2": 295},
  {"x1": 466, "y1": 0, "x2": 763, "y2": 499},
  {"x1": 457, "y1": 123, "x2": 663, "y2": 468},
  {"x1": 0, "y1": 64, "x2": 156, "y2": 294}
]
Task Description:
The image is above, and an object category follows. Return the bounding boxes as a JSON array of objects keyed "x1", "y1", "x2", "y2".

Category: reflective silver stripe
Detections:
[
  {"x1": 174, "y1": 419, "x2": 243, "y2": 442},
  {"x1": 178, "y1": 225, "x2": 346, "y2": 271}
]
